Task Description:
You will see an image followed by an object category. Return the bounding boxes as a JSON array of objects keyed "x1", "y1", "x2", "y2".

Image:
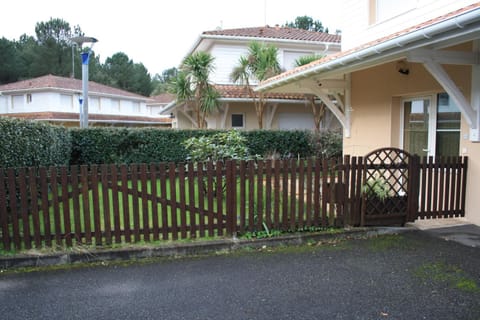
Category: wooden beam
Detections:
[
  {"x1": 266, "y1": 103, "x2": 278, "y2": 129},
  {"x1": 422, "y1": 59, "x2": 477, "y2": 128},
  {"x1": 220, "y1": 103, "x2": 230, "y2": 129},
  {"x1": 408, "y1": 49, "x2": 479, "y2": 65}
]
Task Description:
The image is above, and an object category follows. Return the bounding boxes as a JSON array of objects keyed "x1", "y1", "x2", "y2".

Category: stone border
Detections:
[{"x1": 0, "y1": 227, "x2": 413, "y2": 269}]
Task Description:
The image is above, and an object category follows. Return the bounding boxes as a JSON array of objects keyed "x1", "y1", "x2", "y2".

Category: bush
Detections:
[
  {"x1": 183, "y1": 130, "x2": 254, "y2": 163},
  {"x1": 0, "y1": 118, "x2": 71, "y2": 168},
  {"x1": 69, "y1": 128, "x2": 342, "y2": 165},
  {"x1": 242, "y1": 130, "x2": 315, "y2": 159},
  {"x1": 311, "y1": 131, "x2": 343, "y2": 160}
]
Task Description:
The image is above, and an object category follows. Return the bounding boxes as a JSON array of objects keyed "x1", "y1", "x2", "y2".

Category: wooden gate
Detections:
[{"x1": 361, "y1": 148, "x2": 418, "y2": 226}]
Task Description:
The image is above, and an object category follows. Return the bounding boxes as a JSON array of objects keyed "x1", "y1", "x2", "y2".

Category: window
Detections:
[
  {"x1": 402, "y1": 93, "x2": 460, "y2": 157},
  {"x1": 26, "y1": 94, "x2": 32, "y2": 103},
  {"x1": 435, "y1": 93, "x2": 460, "y2": 157},
  {"x1": 231, "y1": 114, "x2": 244, "y2": 128}
]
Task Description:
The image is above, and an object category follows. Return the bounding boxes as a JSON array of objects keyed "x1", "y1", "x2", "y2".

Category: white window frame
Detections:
[
  {"x1": 231, "y1": 113, "x2": 245, "y2": 129},
  {"x1": 400, "y1": 95, "x2": 437, "y2": 157}
]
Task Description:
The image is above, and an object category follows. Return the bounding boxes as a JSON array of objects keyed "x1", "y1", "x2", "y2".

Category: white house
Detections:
[
  {"x1": 0, "y1": 74, "x2": 172, "y2": 127},
  {"x1": 163, "y1": 25, "x2": 342, "y2": 131}
]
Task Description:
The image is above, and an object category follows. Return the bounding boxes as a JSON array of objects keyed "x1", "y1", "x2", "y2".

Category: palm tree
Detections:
[
  {"x1": 294, "y1": 54, "x2": 325, "y2": 132},
  {"x1": 173, "y1": 51, "x2": 220, "y2": 128},
  {"x1": 230, "y1": 41, "x2": 281, "y2": 129}
]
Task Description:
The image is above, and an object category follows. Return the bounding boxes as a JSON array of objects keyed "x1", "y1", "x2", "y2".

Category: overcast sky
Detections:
[{"x1": 1, "y1": 0, "x2": 343, "y2": 75}]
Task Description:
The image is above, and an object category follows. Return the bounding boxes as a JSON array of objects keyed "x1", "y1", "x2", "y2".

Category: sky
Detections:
[{"x1": 1, "y1": 0, "x2": 343, "y2": 76}]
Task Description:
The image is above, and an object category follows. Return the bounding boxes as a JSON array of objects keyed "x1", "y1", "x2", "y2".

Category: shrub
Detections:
[
  {"x1": 242, "y1": 130, "x2": 315, "y2": 159},
  {"x1": 183, "y1": 130, "x2": 255, "y2": 163},
  {"x1": 0, "y1": 117, "x2": 71, "y2": 168}
]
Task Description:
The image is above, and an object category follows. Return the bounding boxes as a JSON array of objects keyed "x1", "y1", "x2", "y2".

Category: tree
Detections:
[
  {"x1": 294, "y1": 54, "x2": 326, "y2": 132},
  {"x1": 151, "y1": 67, "x2": 178, "y2": 95},
  {"x1": 230, "y1": 41, "x2": 281, "y2": 129},
  {"x1": 102, "y1": 52, "x2": 153, "y2": 96},
  {"x1": 173, "y1": 51, "x2": 220, "y2": 128},
  {"x1": 0, "y1": 38, "x2": 22, "y2": 83},
  {"x1": 33, "y1": 18, "x2": 83, "y2": 77},
  {"x1": 284, "y1": 16, "x2": 326, "y2": 32}
]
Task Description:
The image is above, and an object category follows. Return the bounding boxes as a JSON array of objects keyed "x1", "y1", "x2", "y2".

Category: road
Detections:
[{"x1": 0, "y1": 230, "x2": 479, "y2": 320}]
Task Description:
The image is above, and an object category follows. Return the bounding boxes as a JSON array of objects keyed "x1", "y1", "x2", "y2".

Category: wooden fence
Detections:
[{"x1": 0, "y1": 155, "x2": 468, "y2": 251}]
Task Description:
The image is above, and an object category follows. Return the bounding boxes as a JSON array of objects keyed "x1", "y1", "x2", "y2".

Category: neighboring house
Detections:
[
  {"x1": 163, "y1": 25, "x2": 342, "y2": 131},
  {"x1": 0, "y1": 74, "x2": 172, "y2": 127},
  {"x1": 256, "y1": 1, "x2": 480, "y2": 225},
  {"x1": 147, "y1": 93, "x2": 175, "y2": 116}
]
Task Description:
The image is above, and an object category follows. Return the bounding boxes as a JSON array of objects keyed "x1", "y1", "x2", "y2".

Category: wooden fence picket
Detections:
[{"x1": 0, "y1": 156, "x2": 469, "y2": 251}]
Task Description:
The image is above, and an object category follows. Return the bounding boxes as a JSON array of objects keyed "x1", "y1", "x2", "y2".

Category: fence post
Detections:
[
  {"x1": 225, "y1": 160, "x2": 235, "y2": 236},
  {"x1": 407, "y1": 155, "x2": 420, "y2": 222}
]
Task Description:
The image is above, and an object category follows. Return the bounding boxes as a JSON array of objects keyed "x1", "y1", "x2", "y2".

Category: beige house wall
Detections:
[{"x1": 343, "y1": 43, "x2": 480, "y2": 224}]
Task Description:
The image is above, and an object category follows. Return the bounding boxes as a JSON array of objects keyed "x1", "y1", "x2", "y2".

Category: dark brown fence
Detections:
[{"x1": 0, "y1": 155, "x2": 468, "y2": 251}]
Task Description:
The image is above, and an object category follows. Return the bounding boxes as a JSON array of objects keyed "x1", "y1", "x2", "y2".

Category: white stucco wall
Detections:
[{"x1": 340, "y1": 0, "x2": 479, "y2": 51}]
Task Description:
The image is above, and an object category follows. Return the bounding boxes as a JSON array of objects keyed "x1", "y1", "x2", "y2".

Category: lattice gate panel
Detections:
[{"x1": 361, "y1": 148, "x2": 412, "y2": 226}]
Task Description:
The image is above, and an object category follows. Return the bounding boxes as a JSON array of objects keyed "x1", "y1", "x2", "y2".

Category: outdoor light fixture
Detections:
[{"x1": 70, "y1": 36, "x2": 98, "y2": 128}]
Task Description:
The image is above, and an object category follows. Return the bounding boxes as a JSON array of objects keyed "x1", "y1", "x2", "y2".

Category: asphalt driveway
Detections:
[{"x1": 0, "y1": 230, "x2": 479, "y2": 320}]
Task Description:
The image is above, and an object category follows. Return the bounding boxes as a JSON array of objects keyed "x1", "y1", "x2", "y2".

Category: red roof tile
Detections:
[
  {"x1": 0, "y1": 74, "x2": 150, "y2": 100},
  {"x1": 259, "y1": 3, "x2": 480, "y2": 87},
  {"x1": 202, "y1": 26, "x2": 341, "y2": 43},
  {"x1": 1, "y1": 112, "x2": 172, "y2": 124},
  {"x1": 150, "y1": 93, "x2": 175, "y2": 103},
  {"x1": 215, "y1": 84, "x2": 306, "y2": 100}
]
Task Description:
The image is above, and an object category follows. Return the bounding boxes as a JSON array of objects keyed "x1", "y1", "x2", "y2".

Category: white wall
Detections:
[
  {"x1": 0, "y1": 91, "x2": 150, "y2": 117},
  {"x1": 341, "y1": 0, "x2": 479, "y2": 50}
]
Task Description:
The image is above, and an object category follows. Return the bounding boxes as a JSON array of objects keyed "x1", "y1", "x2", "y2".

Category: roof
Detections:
[
  {"x1": 202, "y1": 26, "x2": 341, "y2": 43},
  {"x1": 160, "y1": 84, "x2": 309, "y2": 115},
  {"x1": 256, "y1": 3, "x2": 480, "y2": 91},
  {"x1": 149, "y1": 93, "x2": 175, "y2": 104},
  {"x1": 2, "y1": 112, "x2": 172, "y2": 125},
  {"x1": 215, "y1": 84, "x2": 306, "y2": 100},
  {"x1": 0, "y1": 74, "x2": 150, "y2": 101}
]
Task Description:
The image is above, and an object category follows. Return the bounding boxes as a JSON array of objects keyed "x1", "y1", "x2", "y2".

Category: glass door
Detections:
[
  {"x1": 402, "y1": 94, "x2": 461, "y2": 157},
  {"x1": 402, "y1": 98, "x2": 431, "y2": 156}
]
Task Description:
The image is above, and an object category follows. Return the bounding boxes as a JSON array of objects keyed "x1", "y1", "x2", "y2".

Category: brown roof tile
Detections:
[
  {"x1": 1, "y1": 112, "x2": 172, "y2": 124},
  {"x1": 215, "y1": 84, "x2": 306, "y2": 100},
  {"x1": 0, "y1": 74, "x2": 150, "y2": 100},
  {"x1": 150, "y1": 93, "x2": 175, "y2": 103},
  {"x1": 259, "y1": 3, "x2": 480, "y2": 86},
  {"x1": 203, "y1": 26, "x2": 341, "y2": 43}
]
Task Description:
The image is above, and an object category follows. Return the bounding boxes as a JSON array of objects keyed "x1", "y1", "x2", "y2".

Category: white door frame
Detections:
[{"x1": 400, "y1": 95, "x2": 438, "y2": 157}]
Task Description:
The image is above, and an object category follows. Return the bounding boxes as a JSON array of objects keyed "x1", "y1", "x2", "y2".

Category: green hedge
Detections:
[
  {"x1": 0, "y1": 118, "x2": 71, "y2": 168},
  {"x1": 70, "y1": 128, "x2": 219, "y2": 165},
  {"x1": 242, "y1": 130, "x2": 315, "y2": 158},
  {"x1": 0, "y1": 118, "x2": 342, "y2": 168},
  {"x1": 70, "y1": 128, "x2": 337, "y2": 165}
]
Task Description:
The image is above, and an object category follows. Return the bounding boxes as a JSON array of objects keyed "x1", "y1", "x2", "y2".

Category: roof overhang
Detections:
[
  {"x1": 256, "y1": 7, "x2": 480, "y2": 93},
  {"x1": 255, "y1": 5, "x2": 480, "y2": 141}
]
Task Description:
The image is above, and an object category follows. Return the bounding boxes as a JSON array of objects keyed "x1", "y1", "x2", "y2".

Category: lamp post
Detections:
[{"x1": 70, "y1": 36, "x2": 98, "y2": 128}]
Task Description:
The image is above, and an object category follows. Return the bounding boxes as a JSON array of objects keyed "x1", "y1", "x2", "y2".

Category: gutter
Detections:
[
  {"x1": 256, "y1": 7, "x2": 480, "y2": 92},
  {"x1": 160, "y1": 97, "x2": 310, "y2": 115}
]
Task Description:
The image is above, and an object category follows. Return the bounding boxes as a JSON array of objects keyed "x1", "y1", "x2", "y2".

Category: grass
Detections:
[
  {"x1": 414, "y1": 261, "x2": 480, "y2": 293},
  {"x1": 2, "y1": 174, "x2": 335, "y2": 252}
]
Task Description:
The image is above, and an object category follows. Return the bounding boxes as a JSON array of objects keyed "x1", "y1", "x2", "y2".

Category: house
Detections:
[
  {"x1": 256, "y1": 1, "x2": 480, "y2": 225},
  {"x1": 0, "y1": 74, "x2": 172, "y2": 127},
  {"x1": 163, "y1": 25, "x2": 342, "y2": 131},
  {"x1": 148, "y1": 93, "x2": 175, "y2": 117}
]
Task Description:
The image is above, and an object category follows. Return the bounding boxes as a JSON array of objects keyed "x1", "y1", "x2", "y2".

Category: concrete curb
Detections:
[{"x1": 0, "y1": 226, "x2": 414, "y2": 269}]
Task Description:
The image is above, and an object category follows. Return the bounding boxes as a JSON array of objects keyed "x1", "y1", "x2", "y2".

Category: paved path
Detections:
[{"x1": 0, "y1": 230, "x2": 479, "y2": 320}]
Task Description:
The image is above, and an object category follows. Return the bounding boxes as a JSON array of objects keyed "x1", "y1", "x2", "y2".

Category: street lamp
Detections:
[{"x1": 70, "y1": 36, "x2": 98, "y2": 128}]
